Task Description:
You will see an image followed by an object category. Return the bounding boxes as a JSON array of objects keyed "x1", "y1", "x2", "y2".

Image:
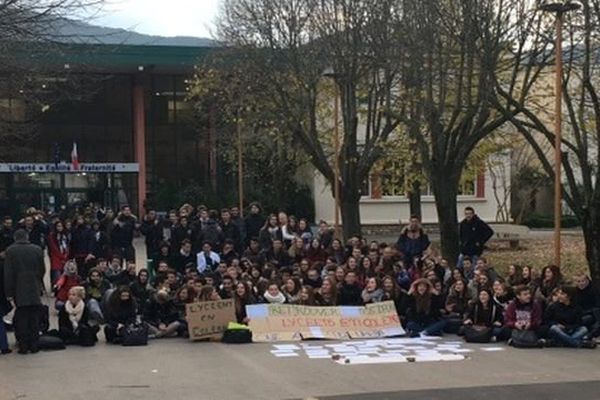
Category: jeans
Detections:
[
  {"x1": 406, "y1": 320, "x2": 447, "y2": 336},
  {"x1": 0, "y1": 317, "x2": 9, "y2": 351},
  {"x1": 14, "y1": 306, "x2": 41, "y2": 352},
  {"x1": 87, "y1": 299, "x2": 104, "y2": 324},
  {"x1": 549, "y1": 324, "x2": 588, "y2": 348}
]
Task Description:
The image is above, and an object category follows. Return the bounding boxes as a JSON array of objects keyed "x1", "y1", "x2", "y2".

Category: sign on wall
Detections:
[
  {"x1": 0, "y1": 163, "x2": 139, "y2": 173},
  {"x1": 246, "y1": 301, "x2": 405, "y2": 342}
]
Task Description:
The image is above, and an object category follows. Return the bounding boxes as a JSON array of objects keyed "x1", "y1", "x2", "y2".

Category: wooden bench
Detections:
[{"x1": 490, "y1": 224, "x2": 531, "y2": 249}]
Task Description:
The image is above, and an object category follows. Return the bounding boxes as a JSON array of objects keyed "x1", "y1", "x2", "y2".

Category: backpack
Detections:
[
  {"x1": 510, "y1": 329, "x2": 539, "y2": 348},
  {"x1": 121, "y1": 323, "x2": 148, "y2": 346},
  {"x1": 222, "y1": 329, "x2": 252, "y2": 344},
  {"x1": 464, "y1": 325, "x2": 492, "y2": 343}
]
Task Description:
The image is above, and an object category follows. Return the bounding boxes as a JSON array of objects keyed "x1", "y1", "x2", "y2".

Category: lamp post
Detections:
[
  {"x1": 237, "y1": 109, "x2": 244, "y2": 218},
  {"x1": 539, "y1": 1, "x2": 580, "y2": 267},
  {"x1": 323, "y1": 68, "x2": 342, "y2": 238}
]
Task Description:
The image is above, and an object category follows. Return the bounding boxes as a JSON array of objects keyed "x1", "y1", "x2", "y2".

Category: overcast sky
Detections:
[{"x1": 94, "y1": 0, "x2": 221, "y2": 38}]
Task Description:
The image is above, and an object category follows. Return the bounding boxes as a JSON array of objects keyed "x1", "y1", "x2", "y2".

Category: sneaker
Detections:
[
  {"x1": 490, "y1": 336, "x2": 497, "y2": 343},
  {"x1": 537, "y1": 339, "x2": 546, "y2": 348},
  {"x1": 580, "y1": 340, "x2": 597, "y2": 349},
  {"x1": 507, "y1": 338, "x2": 514, "y2": 347}
]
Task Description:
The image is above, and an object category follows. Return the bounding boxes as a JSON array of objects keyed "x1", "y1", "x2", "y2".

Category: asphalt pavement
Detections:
[{"x1": 1, "y1": 336, "x2": 599, "y2": 400}]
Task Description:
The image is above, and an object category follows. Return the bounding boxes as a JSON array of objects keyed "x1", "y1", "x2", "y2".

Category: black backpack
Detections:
[
  {"x1": 222, "y1": 329, "x2": 252, "y2": 344},
  {"x1": 121, "y1": 323, "x2": 148, "y2": 346}
]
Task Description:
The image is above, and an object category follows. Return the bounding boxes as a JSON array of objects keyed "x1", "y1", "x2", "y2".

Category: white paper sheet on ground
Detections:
[
  {"x1": 342, "y1": 341, "x2": 365, "y2": 346},
  {"x1": 449, "y1": 348, "x2": 473, "y2": 353},
  {"x1": 402, "y1": 346, "x2": 427, "y2": 350},
  {"x1": 363, "y1": 340, "x2": 387, "y2": 346},
  {"x1": 273, "y1": 352, "x2": 299, "y2": 357},
  {"x1": 307, "y1": 354, "x2": 332, "y2": 359},
  {"x1": 414, "y1": 354, "x2": 465, "y2": 362},
  {"x1": 273, "y1": 345, "x2": 300, "y2": 351},
  {"x1": 480, "y1": 347, "x2": 505, "y2": 352},
  {"x1": 442, "y1": 341, "x2": 463, "y2": 345},
  {"x1": 437, "y1": 344, "x2": 461, "y2": 348},
  {"x1": 271, "y1": 349, "x2": 298, "y2": 354}
]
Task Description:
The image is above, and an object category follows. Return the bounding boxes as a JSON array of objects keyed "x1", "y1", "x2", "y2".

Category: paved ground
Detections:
[{"x1": 0, "y1": 336, "x2": 599, "y2": 400}]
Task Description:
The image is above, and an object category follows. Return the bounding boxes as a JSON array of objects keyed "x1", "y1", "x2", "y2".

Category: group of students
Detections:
[{"x1": 1, "y1": 203, "x2": 599, "y2": 354}]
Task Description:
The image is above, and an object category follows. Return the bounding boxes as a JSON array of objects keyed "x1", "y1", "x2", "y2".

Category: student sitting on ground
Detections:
[
  {"x1": 573, "y1": 273, "x2": 600, "y2": 337},
  {"x1": 544, "y1": 286, "x2": 596, "y2": 349},
  {"x1": 361, "y1": 277, "x2": 384, "y2": 304},
  {"x1": 58, "y1": 286, "x2": 99, "y2": 346},
  {"x1": 104, "y1": 286, "x2": 138, "y2": 344},
  {"x1": 263, "y1": 281, "x2": 286, "y2": 304},
  {"x1": 444, "y1": 279, "x2": 471, "y2": 334},
  {"x1": 282, "y1": 277, "x2": 301, "y2": 304},
  {"x1": 54, "y1": 261, "x2": 82, "y2": 310},
  {"x1": 234, "y1": 282, "x2": 256, "y2": 324},
  {"x1": 315, "y1": 277, "x2": 338, "y2": 306},
  {"x1": 338, "y1": 271, "x2": 363, "y2": 306},
  {"x1": 144, "y1": 290, "x2": 183, "y2": 338},
  {"x1": 129, "y1": 269, "x2": 154, "y2": 311},
  {"x1": 504, "y1": 285, "x2": 544, "y2": 348},
  {"x1": 404, "y1": 279, "x2": 446, "y2": 337},
  {"x1": 84, "y1": 268, "x2": 110, "y2": 323},
  {"x1": 297, "y1": 285, "x2": 317, "y2": 306},
  {"x1": 463, "y1": 289, "x2": 508, "y2": 342}
]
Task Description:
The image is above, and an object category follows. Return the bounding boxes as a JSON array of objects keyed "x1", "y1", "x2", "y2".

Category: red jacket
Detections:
[
  {"x1": 55, "y1": 275, "x2": 81, "y2": 302},
  {"x1": 48, "y1": 232, "x2": 71, "y2": 271}
]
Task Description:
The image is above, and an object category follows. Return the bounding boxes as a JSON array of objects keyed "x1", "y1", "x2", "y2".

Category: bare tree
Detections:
[
  {"x1": 216, "y1": 0, "x2": 404, "y2": 239},
  {"x1": 496, "y1": 1, "x2": 600, "y2": 288},
  {"x1": 396, "y1": 0, "x2": 551, "y2": 264}
]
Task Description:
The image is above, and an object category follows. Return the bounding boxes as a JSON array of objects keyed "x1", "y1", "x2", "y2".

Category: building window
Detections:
[{"x1": 368, "y1": 160, "x2": 479, "y2": 198}]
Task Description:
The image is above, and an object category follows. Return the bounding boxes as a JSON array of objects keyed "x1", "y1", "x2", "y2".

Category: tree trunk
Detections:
[
  {"x1": 340, "y1": 194, "x2": 362, "y2": 241},
  {"x1": 432, "y1": 176, "x2": 460, "y2": 267},
  {"x1": 408, "y1": 180, "x2": 422, "y2": 219},
  {"x1": 583, "y1": 215, "x2": 600, "y2": 292}
]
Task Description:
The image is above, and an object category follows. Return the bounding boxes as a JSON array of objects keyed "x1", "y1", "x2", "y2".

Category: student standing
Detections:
[
  {"x1": 458, "y1": 207, "x2": 494, "y2": 267},
  {"x1": 3, "y1": 229, "x2": 45, "y2": 354}
]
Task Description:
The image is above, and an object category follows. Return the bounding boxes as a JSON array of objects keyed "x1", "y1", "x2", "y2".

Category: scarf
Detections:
[
  {"x1": 65, "y1": 300, "x2": 85, "y2": 330},
  {"x1": 57, "y1": 232, "x2": 69, "y2": 254},
  {"x1": 263, "y1": 291, "x2": 286, "y2": 304}
]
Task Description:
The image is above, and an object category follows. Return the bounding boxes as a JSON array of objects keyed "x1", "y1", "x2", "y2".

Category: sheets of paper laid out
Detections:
[
  {"x1": 272, "y1": 352, "x2": 299, "y2": 357},
  {"x1": 480, "y1": 347, "x2": 505, "y2": 352},
  {"x1": 273, "y1": 344, "x2": 300, "y2": 351}
]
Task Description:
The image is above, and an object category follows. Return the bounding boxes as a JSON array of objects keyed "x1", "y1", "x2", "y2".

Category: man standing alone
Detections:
[
  {"x1": 459, "y1": 207, "x2": 494, "y2": 267},
  {"x1": 4, "y1": 229, "x2": 45, "y2": 354}
]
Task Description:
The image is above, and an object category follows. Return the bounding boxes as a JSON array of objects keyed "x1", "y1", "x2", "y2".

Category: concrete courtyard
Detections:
[{"x1": 0, "y1": 336, "x2": 599, "y2": 400}]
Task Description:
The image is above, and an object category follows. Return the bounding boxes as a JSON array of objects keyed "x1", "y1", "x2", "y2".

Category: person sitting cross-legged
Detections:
[
  {"x1": 544, "y1": 286, "x2": 596, "y2": 349},
  {"x1": 504, "y1": 285, "x2": 544, "y2": 348},
  {"x1": 58, "y1": 286, "x2": 99, "y2": 346}
]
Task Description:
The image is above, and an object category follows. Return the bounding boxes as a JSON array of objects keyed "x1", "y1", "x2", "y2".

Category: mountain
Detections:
[{"x1": 49, "y1": 18, "x2": 216, "y2": 47}]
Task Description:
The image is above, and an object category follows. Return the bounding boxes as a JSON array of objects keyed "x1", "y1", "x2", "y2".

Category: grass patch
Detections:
[{"x1": 485, "y1": 237, "x2": 588, "y2": 280}]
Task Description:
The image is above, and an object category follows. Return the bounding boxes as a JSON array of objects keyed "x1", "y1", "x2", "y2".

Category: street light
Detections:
[
  {"x1": 538, "y1": 1, "x2": 580, "y2": 267},
  {"x1": 323, "y1": 67, "x2": 342, "y2": 239}
]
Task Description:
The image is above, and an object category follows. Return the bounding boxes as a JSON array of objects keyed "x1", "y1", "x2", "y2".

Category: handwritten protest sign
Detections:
[
  {"x1": 246, "y1": 301, "x2": 405, "y2": 342},
  {"x1": 186, "y1": 299, "x2": 235, "y2": 340}
]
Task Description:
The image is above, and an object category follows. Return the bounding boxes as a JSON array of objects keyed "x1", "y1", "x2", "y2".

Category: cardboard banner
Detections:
[
  {"x1": 186, "y1": 299, "x2": 236, "y2": 340},
  {"x1": 246, "y1": 301, "x2": 405, "y2": 342}
]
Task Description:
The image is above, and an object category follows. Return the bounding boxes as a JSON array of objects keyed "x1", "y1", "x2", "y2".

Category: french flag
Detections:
[{"x1": 71, "y1": 142, "x2": 80, "y2": 170}]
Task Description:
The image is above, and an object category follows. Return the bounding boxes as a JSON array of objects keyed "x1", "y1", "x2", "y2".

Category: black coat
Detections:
[
  {"x1": 338, "y1": 283, "x2": 363, "y2": 306},
  {"x1": 3, "y1": 240, "x2": 45, "y2": 307},
  {"x1": 58, "y1": 304, "x2": 98, "y2": 344},
  {"x1": 143, "y1": 297, "x2": 179, "y2": 326},
  {"x1": 111, "y1": 217, "x2": 136, "y2": 248},
  {"x1": 459, "y1": 215, "x2": 494, "y2": 257},
  {"x1": 140, "y1": 219, "x2": 163, "y2": 255},
  {"x1": 71, "y1": 225, "x2": 95, "y2": 256},
  {"x1": 245, "y1": 214, "x2": 266, "y2": 241}
]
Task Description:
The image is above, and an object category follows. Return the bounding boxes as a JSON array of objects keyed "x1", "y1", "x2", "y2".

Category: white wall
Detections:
[{"x1": 313, "y1": 153, "x2": 511, "y2": 225}]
